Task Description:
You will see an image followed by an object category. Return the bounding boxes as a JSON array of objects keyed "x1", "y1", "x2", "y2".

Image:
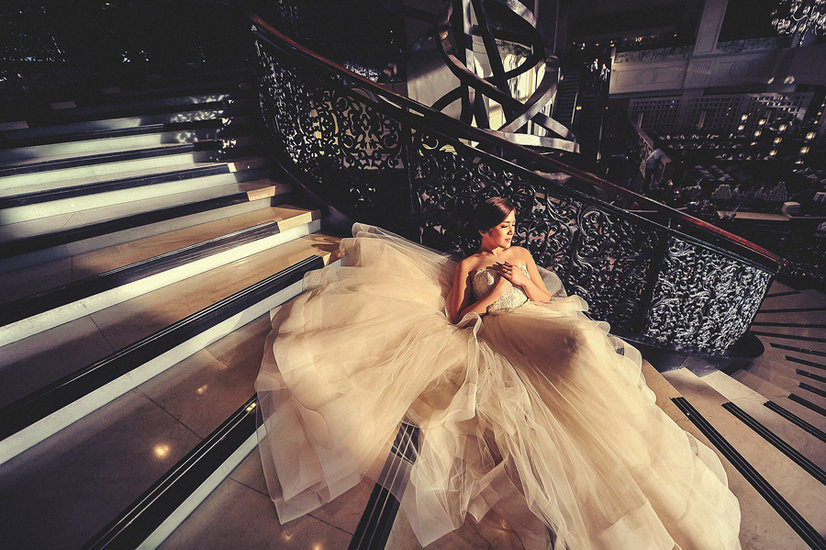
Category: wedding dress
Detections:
[{"x1": 255, "y1": 223, "x2": 742, "y2": 549}]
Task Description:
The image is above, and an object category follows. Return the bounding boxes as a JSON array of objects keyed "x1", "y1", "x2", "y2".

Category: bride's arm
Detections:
[{"x1": 448, "y1": 259, "x2": 511, "y2": 323}]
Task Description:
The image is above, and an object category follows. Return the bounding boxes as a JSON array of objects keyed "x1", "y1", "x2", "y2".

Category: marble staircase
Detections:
[
  {"x1": 1, "y1": 69, "x2": 825, "y2": 550},
  {"x1": 0, "y1": 70, "x2": 346, "y2": 549}
]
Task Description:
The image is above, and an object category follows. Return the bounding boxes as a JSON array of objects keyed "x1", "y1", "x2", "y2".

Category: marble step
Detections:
[
  {"x1": 733, "y1": 370, "x2": 826, "y2": 433},
  {"x1": 35, "y1": 91, "x2": 248, "y2": 125},
  {"x1": 699, "y1": 370, "x2": 826, "y2": 471},
  {"x1": 0, "y1": 179, "x2": 283, "y2": 274},
  {"x1": 0, "y1": 160, "x2": 269, "y2": 225},
  {"x1": 0, "y1": 203, "x2": 315, "y2": 347},
  {"x1": 0, "y1": 312, "x2": 278, "y2": 549},
  {"x1": 0, "y1": 234, "x2": 339, "y2": 466},
  {"x1": 758, "y1": 288, "x2": 826, "y2": 310},
  {"x1": 0, "y1": 142, "x2": 223, "y2": 189},
  {"x1": 156, "y1": 446, "x2": 371, "y2": 550},
  {"x1": 0, "y1": 116, "x2": 252, "y2": 164},
  {"x1": 0, "y1": 103, "x2": 246, "y2": 143},
  {"x1": 0, "y1": 157, "x2": 266, "y2": 199},
  {"x1": 662, "y1": 367, "x2": 825, "y2": 550},
  {"x1": 0, "y1": 205, "x2": 300, "y2": 304},
  {"x1": 744, "y1": 345, "x2": 826, "y2": 410}
]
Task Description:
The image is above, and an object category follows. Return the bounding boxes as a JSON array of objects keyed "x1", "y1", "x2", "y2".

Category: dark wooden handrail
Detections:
[{"x1": 243, "y1": 6, "x2": 781, "y2": 269}]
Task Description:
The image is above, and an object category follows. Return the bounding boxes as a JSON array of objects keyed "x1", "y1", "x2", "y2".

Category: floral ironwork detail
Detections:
[
  {"x1": 253, "y1": 31, "x2": 776, "y2": 352},
  {"x1": 256, "y1": 44, "x2": 409, "y2": 230},
  {"x1": 643, "y1": 236, "x2": 773, "y2": 351},
  {"x1": 413, "y1": 131, "x2": 664, "y2": 333}
]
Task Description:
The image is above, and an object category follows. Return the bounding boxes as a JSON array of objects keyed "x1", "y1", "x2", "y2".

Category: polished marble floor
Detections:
[
  {"x1": 159, "y1": 449, "x2": 373, "y2": 550},
  {"x1": 0, "y1": 310, "x2": 272, "y2": 549}
]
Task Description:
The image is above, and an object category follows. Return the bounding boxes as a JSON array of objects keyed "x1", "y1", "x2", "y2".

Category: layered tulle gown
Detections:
[{"x1": 255, "y1": 224, "x2": 742, "y2": 549}]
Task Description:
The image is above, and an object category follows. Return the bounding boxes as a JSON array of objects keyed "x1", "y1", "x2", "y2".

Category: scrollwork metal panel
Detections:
[
  {"x1": 256, "y1": 43, "x2": 410, "y2": 233},
  {"x1": 412, "y1": 130, "x2": 664, "y2": 333},
  {"x1": 252, "y1": 28, "x2": 776, "y2": 353},
  {"x1": 643, "y1": 236, "x2": 773, "y2": 351}
]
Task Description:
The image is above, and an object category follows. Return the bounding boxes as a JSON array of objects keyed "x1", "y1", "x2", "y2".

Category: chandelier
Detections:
[{"x1": 772, "y1": 0, "x2": 826, "y2": 45}]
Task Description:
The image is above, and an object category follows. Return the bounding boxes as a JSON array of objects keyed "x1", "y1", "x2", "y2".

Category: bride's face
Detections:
[{"x1": 481, "y1": 209, "x2": 515, "y2": 249}]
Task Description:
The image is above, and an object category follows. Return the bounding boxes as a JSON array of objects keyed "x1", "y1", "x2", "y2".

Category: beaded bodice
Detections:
[{"x1": 472, "y1": 265, "x2": 529, "y2": 313}]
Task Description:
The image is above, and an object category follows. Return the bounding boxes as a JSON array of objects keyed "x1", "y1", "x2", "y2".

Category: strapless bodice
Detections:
[{"x1": 472, "y1": 265, "x2": 529, "y2": 313}]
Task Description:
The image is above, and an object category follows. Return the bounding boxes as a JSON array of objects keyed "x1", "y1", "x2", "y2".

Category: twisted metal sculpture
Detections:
[{"x1": 401, "y1": 0, "x2": 578, "y2": 154}]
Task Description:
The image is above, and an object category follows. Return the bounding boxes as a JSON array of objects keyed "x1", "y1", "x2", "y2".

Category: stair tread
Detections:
[
  {"x1": 158, "y1": 448, "x2": 372, "y2": 550},
  {"x1": 733, "y1": 369, "x2": 826, "y2": 431},
  {"x1": 0, "y1": 121, "x2": 248, "y2": 165},
  {"x1": 0, "y1": 149, "x2": 221, "y2": 190},
  {"x1": 40, "y1": 91, "x2": 243, "y2": 121},
  {"x1": 0, "y1": 108, "x2": 232, "y2": 142},
  {"x1": 0, "y1": 157, "x2": 266, "y2": 198},
  {"x1": 0, "y1": 314, "x2": 271, "y2": 550},
  {"x1": 662, "y1": 367, "x2": 825, "y2": 549},
  {"x1": 758, "y1": 288, "x2": 826, "y2": 310},
  {"x1": 0, "y1": 179, "x2": 285, "y2": 244},
  {"x1": 700, "y1": 370, "x2": 826, "y2": 470},
  {"x1": 0, "y1": 206, "x2": 302, "y2": 304},
  {"x1": 0, "y1": 230, "x2": 337, "y2": 408},
  {"x1": 0, "y1": 140, "x2": 212, "y2": 172}
]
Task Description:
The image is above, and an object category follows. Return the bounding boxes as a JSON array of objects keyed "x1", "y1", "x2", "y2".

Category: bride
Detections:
[{"x1": 255, "y1": 197, "x2": 742, "y2": 549}]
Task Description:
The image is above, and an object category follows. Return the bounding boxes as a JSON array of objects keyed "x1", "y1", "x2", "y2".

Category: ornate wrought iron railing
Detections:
[{"x1": 244, "y1": 4, "x2": 780, "y2": 355}]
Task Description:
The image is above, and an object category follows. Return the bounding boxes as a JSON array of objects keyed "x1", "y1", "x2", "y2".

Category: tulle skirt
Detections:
[{"x1": 255, "y1": 224, "x2": 741, "y2": 549}]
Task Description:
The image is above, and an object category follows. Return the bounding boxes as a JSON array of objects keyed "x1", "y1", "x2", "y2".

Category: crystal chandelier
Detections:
[{"x1": 772, "y1": 0, "x2": 826, "y2": 45}]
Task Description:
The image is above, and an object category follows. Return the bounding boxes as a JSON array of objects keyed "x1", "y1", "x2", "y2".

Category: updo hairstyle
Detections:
[{"x1": 471, "y1": 197, "x2": 515, "y2": 233}]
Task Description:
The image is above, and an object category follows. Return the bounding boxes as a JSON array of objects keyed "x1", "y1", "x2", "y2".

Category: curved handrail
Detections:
[{"x1": 243, "y1": 6, "x2": 780, "y2": 270}]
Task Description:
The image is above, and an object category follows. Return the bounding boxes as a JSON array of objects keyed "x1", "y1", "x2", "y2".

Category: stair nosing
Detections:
[
  {"x1": 0, "y1": 141, "x2": 219, "y2": 177},
  {"x1": 672, "y1": 396, "x2": 826, "y2": 550},
  {"x1": 0, "y1": 117, "x2": 246, "y2": 150},
  {"x1": 722, "y1": 401, "x2": 826, "y2": 486},
  {"x1": 0, "y1": 219, "x2": 285, "y2": 326},
  {"x1": 0, "y1": 162, "x2": 270, "y2": 209},
  {"x1": 81, "y1": 395, "x2": 259, "y2": 550},
  {"x1": 0, "y1": 255, "x2": 324, "y2": 444},
  {"x1": 0, "y1": 188, "x2": 285, "y2": 259}
]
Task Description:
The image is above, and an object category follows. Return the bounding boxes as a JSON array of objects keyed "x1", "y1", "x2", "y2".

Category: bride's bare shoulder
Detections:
[{"x1": 457, "y1": 253, "x2": 485, "y2": 273}]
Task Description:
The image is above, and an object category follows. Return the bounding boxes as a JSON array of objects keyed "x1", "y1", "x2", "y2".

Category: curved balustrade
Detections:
[{"x1": 244, "y1": 4, "x2": 780, "y2": 354}]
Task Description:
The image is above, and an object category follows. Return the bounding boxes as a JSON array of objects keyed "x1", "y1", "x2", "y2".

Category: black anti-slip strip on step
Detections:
[
  {"x1": 764, "y1": 401, "x2": 826, "y2": 444},
  {"x1": 753, "y1": 331, "x2": 826, "y2": 344},
  {"x1": 788, "y1": 394, "x2": 826, "y2": 419},
  {"x1": 349, "y1": 422, "x2": 420, "y2": 550},
  {"x1": 757, "y1": 307, "x2": 826, "y2": 314},
  {"x1": 82, "y1": 395, "x2": 259, "y2": 550},
  {"x1": 766, "y1": 291, "x2": 802, "y2": 298},
  {"x1": 771, "y1": 343, "x2": 826, "y2": 358},
  {"x1": 0, "y1": 220, "x2": 282, "y2": 326},
  {"x1": 800, "y1": 383, "x2": 826, "y2": 400},
  {"x1": 0, "y1": 255, "x2": 323, "y2": 442},
  {"x1": 671, "y1": 397, "x2": 826, "y2": 550},
  {"x1": 0, "y1": 189, "x2": 283, "y2": 259},
  {"x1": 787, "y1": 356, "x2": 826, "y2": 372},
  {"x1": 0, "y1": 141, "x2": 217, "y2": 176},
  {"x1": 722, "y1": 402, "x2": 826, "y2": 486},
  {"x1": 798, "y1": 370, "x2": 826, "y2": 385},
  {"x1": 0, "y1": 117, "x2": 234, "y2": 149},
  {"x1": 0, "y1": 164, "x2": 232, "y2": 209},
  {"x1": 752, "y1": 322, "x2": 826, "y2": 329}
]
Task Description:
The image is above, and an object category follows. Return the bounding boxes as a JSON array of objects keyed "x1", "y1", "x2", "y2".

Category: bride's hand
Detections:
[{"x1": 492, "y1": 262, "x2": 529, "y2": 288}]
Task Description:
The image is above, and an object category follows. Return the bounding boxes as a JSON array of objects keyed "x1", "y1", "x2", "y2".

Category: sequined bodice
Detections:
[{"x1": 472, "y1": 265, "x2": 529, "y2": 313}]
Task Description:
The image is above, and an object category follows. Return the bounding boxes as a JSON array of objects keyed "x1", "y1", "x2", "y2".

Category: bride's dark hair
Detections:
[{"x1": 471, "y1": 197, "x2": 515, "y2": 232}]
